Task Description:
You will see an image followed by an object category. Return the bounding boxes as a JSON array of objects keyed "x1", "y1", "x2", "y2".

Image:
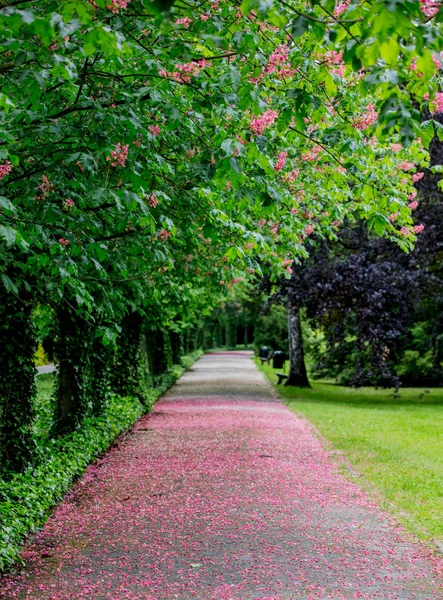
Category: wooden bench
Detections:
[
  {"x1": 276, "y1": 373, "x2": 288, "y2": 385},
  {"x1": 259, "y1": 352, "x2": 273, "y2": 365}
]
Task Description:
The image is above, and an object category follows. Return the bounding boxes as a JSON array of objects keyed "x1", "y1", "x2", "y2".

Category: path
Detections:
[{"x1": 2, "y1": 352, "x2": 442, "y2": 599}]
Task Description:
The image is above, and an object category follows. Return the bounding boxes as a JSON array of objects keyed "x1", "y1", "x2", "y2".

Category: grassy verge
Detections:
[
  {"x1": 0, "y1": 351, "x2": 202, "y2": 573},
  {"x1": 258, "y1": 359, "x2": 443, "y2": 545}
]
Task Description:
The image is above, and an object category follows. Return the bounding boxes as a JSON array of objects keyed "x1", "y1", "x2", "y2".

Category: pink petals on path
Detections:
[{"x1": 1, "y1": 352, "x2": 442, "y2": 599}]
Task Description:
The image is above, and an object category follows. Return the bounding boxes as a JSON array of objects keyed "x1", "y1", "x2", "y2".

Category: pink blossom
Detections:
[
  {"x1": 432, "y1": 53, "x2": 442, "y2": 70},
  {"x1": 262, "y1": 44, "x2": 296, "y2": 80},
  {"x1": 414, "y1": 223, "x2": 425, "y2": 233},
  {"x1": 408, "y1": 190, "x2": 417, "y2": 200},
  {"x1": 389, "y1": 213, "x2": 399, "y2": 222},
  {"x1": 106, "y1": 143, "x2": 128, "y2": 167},
  {"x1": 107, "y1": 0, "x2": 131, "y2": 13},
  {"x1": 332, "y1": 219, "x2": 341, "y2": 226},
  {"x1": 408, "y1": 200, "x2": 419, "y2": 209},
  {"x1": 63, "y1": 198, "x2": 75, "y2": 210},
  {"x1": 0, "y1": 160, "x2": 12, "y2": 181},
  {"x1": 305, "y1": 224, "x2": 314, "y2": 236},
  {"x1": 250, "y1": 109, "x2": 278, "y2": 135},
  {"x1": 412, "y1": 172, "x2": 424, "y2": 182},
  {"x1": 430, "y1": 91, "x2": 443, "y2": 113},
  {"x1": 58, "y1": 238, "x2": 70, "y2": 246},
  {"x1": 301, "y1": 145, "x2": 322, "y2": 161},
  {"x1": 420, "y1": 0, "x2": 441, "y2": 17},
  {"x1": 149, "y1": 125, "x2": 161, "y2": 136},
  {"x1": 200, "y1": 13, "x2": 210, "y2": 20},
  {"x1": 352, "y1": 103, "x2": 378, "y2": 131},
  {"x1": 282, "y1": 259, "x2": 293, "y2": 267},
  {"x1": 320, "y1": 50, "x2": 345, "y2": 77},
  {"x1": 158, "y1": 229, "x2": 171, "y2": 242},
  {"x1": 147, "y1": 194, "x2": 158, "y2": 208},
  {"x1": 274, "y1": 151, "x2": 287, "y2": 172},
  {"x1": 391, "y1": 143, "x2": 402, "y2": 152},
  {"x1": 400, "y1": 226, "x2": 410, "y2": 236},
  {"x1": 290, "y1": 207, "x2": 299, "y2": 215},
  {"x1": 334, "y1": 0, "x2": 350, "y2": 16},
  {"x1": 399, "y1": 161, "x2": 415, "y2": 171},
  {"x1": 37, "y1": 175, "x2": 54, "y2": 195},
  {"x1": 257, "y1": 218, "x2": 266, "y2": 227},
  {"x1": 175, "y1": 17, "x2": 192, "y2": 28}
]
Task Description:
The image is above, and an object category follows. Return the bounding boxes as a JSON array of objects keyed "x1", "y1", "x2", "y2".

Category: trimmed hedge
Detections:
[{"x1": 0, "y1": 350, "x2": 202, "y2": 573}]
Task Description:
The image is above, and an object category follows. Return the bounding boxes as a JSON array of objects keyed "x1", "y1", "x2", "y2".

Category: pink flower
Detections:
[
  {"x1": 391, "y1": 143, "x2": 402, "y2": 152},
  {"x1": 158, "y1": 229, "x2": 171, "y2": 242},
  {"x1": 430, "y1": 91, "x2": 443, "y2": 113},
  {"x1": 250, "y1": 109, "x2": 278, "y2": 135},
  {"x1": 332, "y1": 219, "x2": 341, "y2": 226},
  {"x1": 175, "y1": 17, "x2": 192, "y2": 28},
  {"x1": 305, "y1": 224, "x2": 314, "y2": 236},
  {"x1": 282, "y1": 259, "x2": 293, "y2": 267},
  {"x1": 433, "y1": 53, "x2": 442, "y2": 70},
  {"x1": 147, "y1": 194, "x2": 158, "y2": 207},
  {"x1": 412, "y1": 172, "x2": 424, "y2": 182},
  {"x1": 389, "y1": 213, "x2": 399, "y2": 222},
  {"x1": 275, "y1": 151, "x2": 287, "y2": 172},
  {"x1": 107, "y1": 0, "x2": 131, "y2": 13},
  {"x1": 352, "y1": 103, "x2": 378, "y2": 131},
  {"x1": 320, "y1": 50, "x2": 345, "y2": 77},
  {"x1": 400, "y1": 226, "x2": 410, "y2": 236},
  {"x1": 408, "y1": 190, "x2": 417, "y2": 200},
  {"x1": 63, "y1": 198, "x2": 75, "y2": 210},
  {"x1": 334, "y1": 0, "x2": 350, "y2": 16},
  {"x1": 37, "y1": 175, "x2": 54, "y2": 195},
  {"x1": 414, "y1": 223, "x2": 425, "y2": 233},
  {"x1": 59, "y1": 238, "x2": 70, "y2": 246},
  {"x1": 420, "y1": 0, "x2": 441, "y2": 17},
  {"x1": 106, "y1": 143, "x2": 128, "y2": 167},
  {"x1": 408, "y1": 200, "x2": 419, "y2": 209},
  {"x1": 149, "y1": 125, "x2": 161, "y2": 136},
  {"x1": 200, "y1": 13, "x2": 210, "y2": 20},
  {"x1": 0, "y1": 160, "x2": 13, "y2": 181},
  {"x1": 399, "y1": 161, "x2": 415, "y2": 171}
]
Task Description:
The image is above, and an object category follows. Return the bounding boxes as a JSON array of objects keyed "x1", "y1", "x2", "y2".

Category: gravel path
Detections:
[{"x1": 2, "y1": 352, "x2": 442, "y2": 599}]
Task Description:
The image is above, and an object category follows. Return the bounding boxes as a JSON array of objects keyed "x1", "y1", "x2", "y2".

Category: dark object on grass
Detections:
[
  {"x1": 272, "y1": 350, "x2": 285, "y2": 369},
  {"x1": 276, "y1": 373, "x2": 288, "y2": 385}
]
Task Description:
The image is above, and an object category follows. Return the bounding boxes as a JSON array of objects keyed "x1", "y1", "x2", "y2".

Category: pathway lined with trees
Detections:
[{"x1": 1, "y1": 352, "x2": 442, "y2": 599}]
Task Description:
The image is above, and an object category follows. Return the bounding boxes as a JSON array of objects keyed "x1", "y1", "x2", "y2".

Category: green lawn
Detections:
[
  {"x1": 258, "y1": 360, "x2": 443, "y2": 544},
  {"x1": 34, "y1": 373, "x2": 56, "y2": 441}
]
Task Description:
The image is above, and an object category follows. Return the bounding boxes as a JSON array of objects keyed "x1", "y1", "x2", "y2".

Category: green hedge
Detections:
[{"x1": 0, "y1": 350, "x2": 202, "y2": 573}]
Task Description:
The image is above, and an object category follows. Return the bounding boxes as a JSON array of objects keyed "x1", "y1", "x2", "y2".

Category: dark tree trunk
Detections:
[
  {"x1": 54, "y1": 308, "x2": 90, "y2": 433},
  {"x1": 169, "y1": 330, "x2": 182, "y2": 364},
  {"x1": 285, "y1": 306, "x2": 310, "y2": 387},
  {"x1": 112, "y1": 311, "x2": 146, "y2": 398},
  {"x1": 0, "y1": 291, "x2": 37, "y2": 472}
]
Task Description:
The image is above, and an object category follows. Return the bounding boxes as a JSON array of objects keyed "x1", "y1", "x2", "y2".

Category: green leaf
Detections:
[{"x1": 0, "y1": 225, "x2": 17, "y2": 247}]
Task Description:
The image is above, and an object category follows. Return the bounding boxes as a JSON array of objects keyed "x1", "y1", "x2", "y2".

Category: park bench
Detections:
[
  {"x1": 259, "y1": 352, "x2": 273, "y2": 365},
  {"x1": 276, "y1": 373, "x2": 288, "y2": 385}
]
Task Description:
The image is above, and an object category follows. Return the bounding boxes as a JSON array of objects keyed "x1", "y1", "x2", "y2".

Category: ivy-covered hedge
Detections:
[{"x1": 0, "y1": 350, "x2": 202, "y2": 573}]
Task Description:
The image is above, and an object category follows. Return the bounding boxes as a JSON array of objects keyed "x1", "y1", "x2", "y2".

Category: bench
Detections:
[
  {"x1": 276, "y1": 373, "x2": 288, "y2": 385},
  {"x1": 259, "y1": 351, "x2": 273, "y2": 365}
]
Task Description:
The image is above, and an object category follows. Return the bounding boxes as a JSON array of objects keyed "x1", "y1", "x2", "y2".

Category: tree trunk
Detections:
[
  {"x1": 54, "y1": 308, "x2": 89, "y2": 433},
  {"x1": 0, "y1": 291, "x2": 37, "y2": 472},
  {"x1": 285, "y1": 306, "x2": 310, "y2": 387}
]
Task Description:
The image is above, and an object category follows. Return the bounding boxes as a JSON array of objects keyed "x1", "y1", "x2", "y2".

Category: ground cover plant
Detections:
[
  {"x1": 0, "y1": 351, "x2": 201, "y2": 572},
  {"x1": 259, "y1": 360, "x2": 443, "y2": 544}
]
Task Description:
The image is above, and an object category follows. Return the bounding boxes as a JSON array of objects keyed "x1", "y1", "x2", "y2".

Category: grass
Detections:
[
  {"x1": 258, "y1": 359, "x2": 443, "y2": 544},
  {"x1": 34, "y1": 373, "x2": 56, "y2": 441}
]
